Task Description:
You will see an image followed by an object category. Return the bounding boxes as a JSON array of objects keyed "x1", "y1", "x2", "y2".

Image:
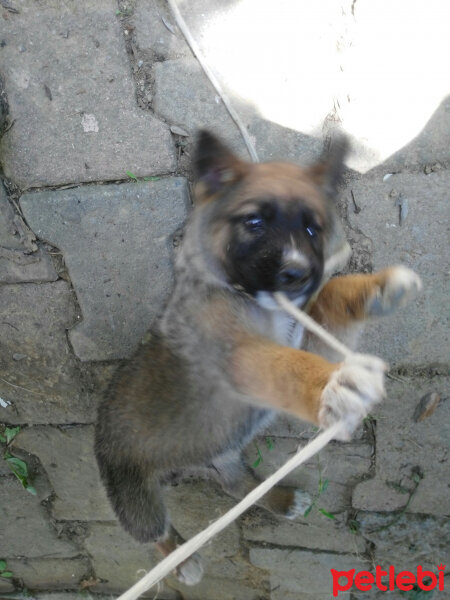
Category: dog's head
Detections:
[{"x1": 192, "y1": 131, "x2": 349, "y2": 305}]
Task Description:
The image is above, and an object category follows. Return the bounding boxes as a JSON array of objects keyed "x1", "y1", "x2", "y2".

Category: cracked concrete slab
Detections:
[
  {"x1": 6, "y1": 557, "x2": 89, "y2": 591},
  {"x1": 0, "y1": 183, "x2": 57, "y2": 283},
  {"x1": 347, "y1": 170, "x2": 449, "y2": 365},
  {"x1": 0, "y1": 477, "x2": 79, "y2": 558},
  {"x1": 242, "y1": 509, "x2": 366, "y2": 554},
  {"x1": 352, "y1": 375, "x2": 450, "y2": 515},
  {"x1": 0, "y1": 281, "x2": 96, "y2": 425},
  {"x1": 20, "y1": 179, "x2": 190, "y2": 361},
  {"x1": 0, "y1": 0, "x2": 175, "y2": 188},
  {"x1": 134, "y1": 0, "x2": 189, "y2": 60},
  {"x1": 359, "y1": 512, "x2": 450, "y2": 573},
  {"x1": 250, "y1": 547, "x2": 366, "y2": 596},
  {"x1": 84, "y1": 522, "x2": 176, "y2": 597},
  {"x1": 16, "y1": 425, "x2": 115, "y2": 521}
]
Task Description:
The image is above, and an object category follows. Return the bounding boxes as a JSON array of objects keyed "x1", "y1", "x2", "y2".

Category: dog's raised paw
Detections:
[
  {"x1": 319, "y1": 354, "x2": 387, "y2": 441},
  {"x1": 367, "y1": 266, "x2": 422, "y2": 317},
  {"x1": 175, "y1": 552, "x2": 204, "y2": 586}
]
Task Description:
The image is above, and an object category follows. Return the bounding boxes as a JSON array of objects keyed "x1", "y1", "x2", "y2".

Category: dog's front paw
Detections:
[
  {"x1": 367, "y1": 266, "x2": 422, "y2": 317},
  {"x1": 175, "y1": 552, "x2": 204, "y2": 586},
  {"x1": 319, "y1": 354, "x2": 387, "y2": 441}
]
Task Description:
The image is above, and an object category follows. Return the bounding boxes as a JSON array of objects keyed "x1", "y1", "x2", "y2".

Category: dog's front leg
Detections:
[
  {"x1": 231, "y1": 340, "x2": 386, "y2": 441},
  {"x1": 304, "y1": 266, "x2": 422, "y2": 361}
]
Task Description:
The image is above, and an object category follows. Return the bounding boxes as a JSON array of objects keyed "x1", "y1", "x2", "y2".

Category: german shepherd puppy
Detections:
[{"x1": 95, "y1": 132, "x2": 421, "y2": 585}]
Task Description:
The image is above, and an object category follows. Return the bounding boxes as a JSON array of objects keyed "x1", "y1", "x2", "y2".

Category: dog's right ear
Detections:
[{"x1": 194, "y1": 131, "x2": 249, "y2": 203}]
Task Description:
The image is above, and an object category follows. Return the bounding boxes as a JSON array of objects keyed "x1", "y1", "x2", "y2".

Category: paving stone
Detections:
[
  {"x1": 170, "y1": 576, "x2": 266, "y2": 600},
  {"x1": 134, "y1": 0, "x2": 189, "y2": 60},
  {"x1": 153, "y1": 57, "x2": 247, "y2": 154},
  {"x1": 0, "y1": 0, "x2": 175, "y2": 188},
  {"x1": 27, "y1": 595, "x2": 116, "y2": 600},
  {"x1": 6, "y1": 557, "x2": 88, "y2": 590},
  {"x1": 242, "y1": 509, "x2": 366, "y2": 554},
  {"x1": 16, "y1": 425, "x2": 115, "y2": 521},
  {"x1": 243, "y1": 437, "x2": 372, "y2": 512},
  {"x1": 353, "y1": 376, "x2": 450, "y2": 515},
  {"x1": 358, "y1": 512, "x2": 450, "y2": 573},
  {"x1": 0, "y1": 578, "x2": 15, "y2": 594},
  {"x1": 347, "y1": 170, "x2": 449, "y2": 365},
  {"x1": 0, "y1": 477, "x2": 78, "y2": 558},
  {"x1": 0, "y1": 183, "x2": 57, "y2": 283},
  {"x1": 20, "y1": 179, "x2": 190, "y2": 361},
  {"x1": 271, "y1": 580, "x2": 349, "y2": 600},
  {"x1": 166, "y1": 481, "x2": 240, "y2": 561},
  {"x1": 250, "y1": 547, "x2": 367, "y2": 596},
  {"x1": 84, "y1": 522, "x2": 176, "y2": 598},
  {"x1": 0, "y1": 281, "x2": 95, "y2": 425}
]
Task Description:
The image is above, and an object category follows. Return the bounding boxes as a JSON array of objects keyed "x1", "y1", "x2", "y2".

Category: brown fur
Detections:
[{"x1": 95, "y1": 132, "x2": 420, "y2": 585}]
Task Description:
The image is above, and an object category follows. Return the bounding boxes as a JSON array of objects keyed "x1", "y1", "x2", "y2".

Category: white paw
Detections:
[
  {"x1": 285, "y1": 490, "x2": 312, "y2": 520},
  {"x1": 368, "y1": 266, "x2": 422, "y2": 316},
  {"x1": 175, "y1": 552, "x2": 204, "y2": 586},
  {"x1": 319, "y1": 354, "x2": 387, "y2": 441}
]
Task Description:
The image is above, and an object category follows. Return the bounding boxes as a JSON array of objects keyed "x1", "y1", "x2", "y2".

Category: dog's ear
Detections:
[
  {"x1": 307, "y1": 133, "x2": 349, "y2": 198},
  {"x1": 194, "y1": 131, "x2": 249, "y2": 202}
]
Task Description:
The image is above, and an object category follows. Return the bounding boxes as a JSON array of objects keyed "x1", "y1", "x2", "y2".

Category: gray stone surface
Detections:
[
  {"x1": 16, "y1": 425, "x2": 115, "y2": 521},
  {"x1": 243, "y1": 510, "x2": 366, "y2": 554},
  {"x1": 271, "y1": 581, "x2": 349, "y2": 600},
  {"x1": 6, "y1": 557, "x2": 88, "y2": 590},
  {"x1": 250, "y1": 547, "x2": 367, "y2": 596},
  {"x1": 153, "y1": 57, "x2": 248, "y2": 154},
  {"x1": 170, "y1": 577, "x2": 266, "y2": 600},
  {"x1": 0, "y1": 281, "x2": 95, "y2": 425},
  {"x1": 134, "y1": 0, "x2": 189, "y2": 60},
  {"x1": 166, "y1": 481, "x2": 241, "y2": 561},
  {"x1": 84, "y1": 522, "x2": 176, "y2": 597},
  {"x1": 347, "y1": 170, "x2": 449, "y2": 365},
  {"x1": 353, "y1": 376, "x2": 449, "y2": 515},
  {"x1": 0, "y1": 183, "x2": 57, "y2": 283},
  {"x1": 0, "y1": 0, "x2": 175, "y2": 188},
  {"x1": 20, "y1": 179, "x2": 190, "y2": 361},
  {"x1": 243, "y1": 437, "x2": 372, "y2": 512},
  {"x1": 0, "y1": 477, "x2": 78, "y2": 558},
  {"x1": 359, "y1": 512, "x2": 450, "y2": 573}
]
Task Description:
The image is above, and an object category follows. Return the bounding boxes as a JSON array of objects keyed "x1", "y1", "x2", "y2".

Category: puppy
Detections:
[{"x1": 95, "y1": 131, "x2": 421, "y2": 585}]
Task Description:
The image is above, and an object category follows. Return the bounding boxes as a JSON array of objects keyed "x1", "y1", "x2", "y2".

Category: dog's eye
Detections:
[
  {"x1": 243, "y1": 214, "x2": 264, "y2": 233},
  {"x1": 305, "y1": 223, "x2": 321, "y2": 239}
]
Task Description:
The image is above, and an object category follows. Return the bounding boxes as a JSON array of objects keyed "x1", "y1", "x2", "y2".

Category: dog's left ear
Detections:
[
  {"x1": 307, "y1": 133, "x2": 349, "y2": 198},
  {"x1": 194, "y1": 130, "x2": 249, "y2": 203}
]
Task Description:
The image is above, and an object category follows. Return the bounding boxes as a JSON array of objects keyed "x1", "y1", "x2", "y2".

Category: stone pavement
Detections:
[{"x1": 0, "y1": 1, "x2": 449, "y2": 599}]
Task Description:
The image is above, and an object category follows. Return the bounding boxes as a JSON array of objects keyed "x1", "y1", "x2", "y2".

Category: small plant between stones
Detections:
[
  {"x1": 303, "y1": 456, "x2": 335, "y2": 520},
  {"x1": 125, "y1": 170, "x2": 160, "y2": 183},
  {"x1": 0, "y1": 559, "x2": 13, "y2": 579},
  {"x1": 0, "y1": 425, "x2": 36, "y2": 495}
]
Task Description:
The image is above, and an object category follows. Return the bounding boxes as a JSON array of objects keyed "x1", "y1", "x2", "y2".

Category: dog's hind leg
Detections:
[
  {"x1": 97, "y1": 460, "x2": 204, "y2": 585},
  {"x1": 211, "y1": 450, "x2": 311, "y2": 520},
  {"x1": 156, "y1": 524, "x2": 204, "y2": 586}
]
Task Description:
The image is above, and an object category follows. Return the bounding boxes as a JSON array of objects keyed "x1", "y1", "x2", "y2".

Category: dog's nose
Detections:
[{"x1": 277, "y1": 264, "x2": 311, "y2": 291}]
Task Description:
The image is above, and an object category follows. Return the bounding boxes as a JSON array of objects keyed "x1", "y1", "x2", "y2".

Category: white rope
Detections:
[
  {"x1": 275, "y1": 292, "x2": 354, "y2": 360},
  {"x1": 117, "y1": 422, "x2": 345, "y2": 600},
  {"x1": 116, "y1": 294, "x2": 360, "y2": 600},
  {"x1": 167, "y1": 0, "x2": 259, "y2": 163}
]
